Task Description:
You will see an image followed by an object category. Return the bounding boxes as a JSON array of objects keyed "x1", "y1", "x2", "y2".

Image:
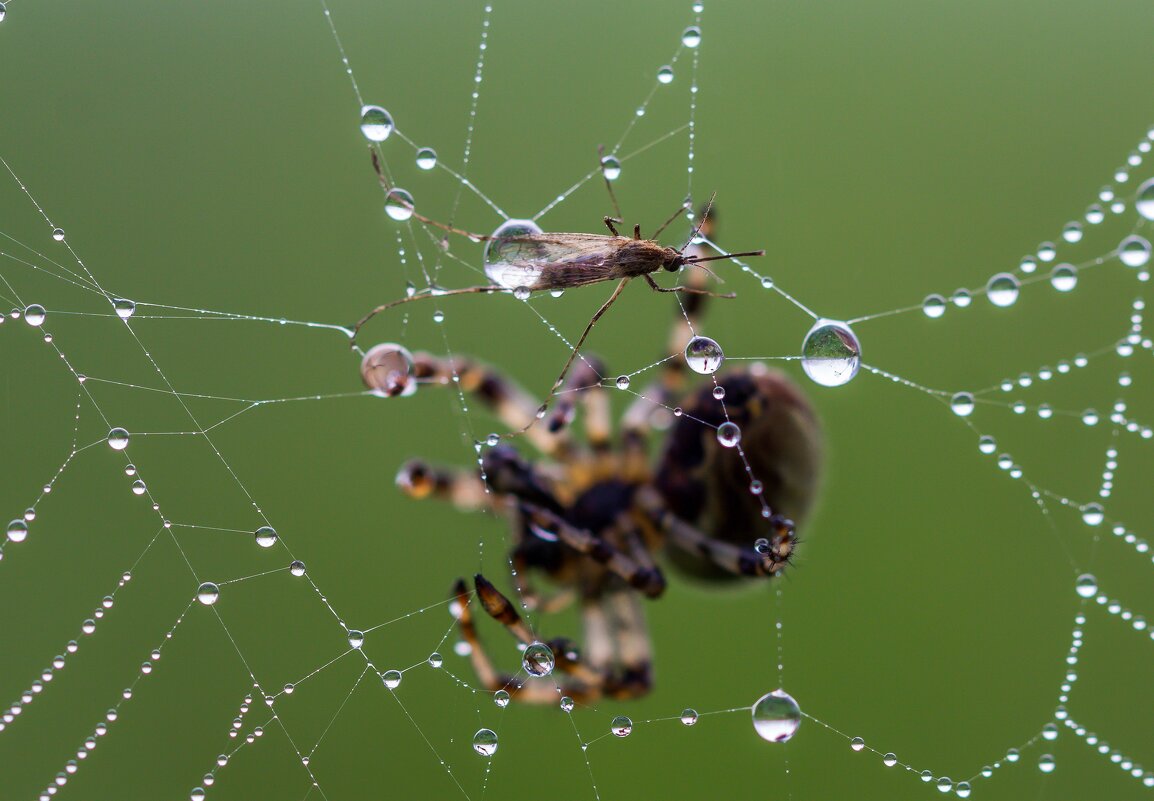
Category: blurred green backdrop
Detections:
[{"x1": 2, "y1": 1, "x2": 1154, "y2": 799}]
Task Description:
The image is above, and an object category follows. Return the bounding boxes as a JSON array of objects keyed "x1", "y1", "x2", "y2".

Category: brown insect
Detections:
[{"x1": 355, "y1": 151, "x2": 765, "y2": 418}]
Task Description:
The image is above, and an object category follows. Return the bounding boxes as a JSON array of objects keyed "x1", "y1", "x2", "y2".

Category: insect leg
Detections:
[
  {"x1": 546, "y1": 277, "x2": 630, "y2": 404},
  {"x1": 597, "y1": 144, "x2": 624, "y2": 221},
  {"x1": 352, "y1": 285, "x2": 509, "y2": 350},
  {"x1": 602, "y1": 216, "x2": 622, "y2": 236},
  {"x1": 643, "y1": 273, "x2": 736, "y2": 299}
]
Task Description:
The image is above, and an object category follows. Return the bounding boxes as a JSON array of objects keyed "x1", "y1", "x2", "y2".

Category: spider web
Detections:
[{"x1": 1, "y1": 1, "x2": 1153, "y2": 800}]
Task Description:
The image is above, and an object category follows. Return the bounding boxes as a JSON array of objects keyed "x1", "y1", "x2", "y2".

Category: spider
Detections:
[{"x1": 379, "y1": 224, "x2": 823, "y2": 704}]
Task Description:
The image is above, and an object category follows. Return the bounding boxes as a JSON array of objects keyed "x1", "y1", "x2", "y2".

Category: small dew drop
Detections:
[
  {"x1": 600, "y1": 155, "x2": 622, "y2": 182},
  {"x1": 428, "y1": 652, "x2": 443, "y2": 669},
  {"x1": 512, "y1": 286, "x2": 531, "y2": 301},
  {"x1": 951, "y1": 288, "x2": 972, "y2": 308},
  {"x1": 289, "y1": 560, "x2": 306, "y2": 577},
  {"x1": 680, "y1": 708, "x2": 698, "y2": 726},
  {"x1": 385, "y1": 188, "x2": 415, "y2": 222},
  {"x1": 716, "y1": 422, "x2": 741, "y2": 448},
  {"x1": 936, "y1": 777, "x2": 953, "y2": 793},
  {"x1": 657, "y1": 65, "x2": 674, "y2": 84},
  {"x1": 472, "y1": 728, "x2": 499, "y2": 757},
  {"x1": 359, "y1": 105, "x2": 394, "y2": 142},
  {"x1": 1042, "y1": 723, "x2": 1058, "y2": 741},
  {"x1": 1038, "y1": 754, "x2": 1056, "y2": 774},
  {"x1": 1136, "y1": 177, "x2": 1154, "y2": 220},
  {"x1": 850, "y1": 737, "x2": 865, "y2": 752},
  {"x1": 712, "y1": 385, "x2": 726, "y2": 400},
  {"x1": 493, "y1": 690, "x2": 510, "y2": 708},
  {"x1": 883, "y1": 752, "x2": 898, "y2": 767},
  {"x1": 978, "y1": 435, "x2": 996, "y2": 454},
  {"x1": 7, "y1": 520, "x2": 29, "y2": 543},
  {"x1": 1061, "y1": 222, "x2": 1083, "y2": 243},
  {"x1": 52, "y1": 228, "x2": 65, "y2": 242},
  {"x1": 24, "y1": 304, "x2": 46, "y2": 326},
  {"x1": 986, "y1": 273, "x2": 1020, "y2": 307},
  {"x1": 1119, "y1": 235, "x2": 1151, "y2": 268},
  {"x1": 107, "y1": 428, "x2": 130, "y2": 451},
  {"x1": 955, "y1": 781, "x2": 972, "y2": 798},
  {"x1": 381, "y1": 670, "x2": 402, "y2": 690},
  {"x1": 1037, "y1": 241, "x2": 1057, "y2": 261},
  {"x1": 254, "y1": 526, "x2": 278, "y2": 548},
  {"x1": 523, "y1": 642, "x2": 555, "y2": 677},
  {"x1": 347, "y1": 630, "x2": 365, "y2": 649},
  {"x1": 684, "y1": 335, "x2": 724, "y2": 374},
  {"x1": 113, "y1": 299, "x2": 136, "y2": 319},
  {"x1": 949, "y1": 392, "x2": 975, "y2": 417},
  {"x1": 610, "y1": 715, "x2": 633, "y2": 737},
  {"x1": 615, "y1": 375, "x2": 631, "y2": 391},
  {"x1": 560, "y1": 696, "x2": 575, "y2": 712},
  {"x1": 751, "y1": 689, "x2": 801, "y2": 743},
  {"x1": 922, "y1": 294, "x2": 946, "y2": 318},
  {"x1": 415, "y1": 147, "x2": 438, "y2": 170},
  {"x1": 681, "y1": 26, "x2": 702, "y2": 47},
  {"x1": 1081, "y1": 503, "x2": 1104, "y2": 526},
  {"x1": 1050, "y1": 264, "x2": 1078, "y2": 292},
  {"x1": 131, "y1": 480, "x2": 147, "y2": 496},
  {"x1": 196, "y1": 582, "x2": 219, "y2": 606}
]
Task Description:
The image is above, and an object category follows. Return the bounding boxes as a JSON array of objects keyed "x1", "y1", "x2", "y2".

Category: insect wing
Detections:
[{"x1": 484, "y1": 234, "x2": 620, "y2": 290}]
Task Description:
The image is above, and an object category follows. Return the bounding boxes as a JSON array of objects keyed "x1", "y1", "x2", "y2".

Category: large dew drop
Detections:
[
  {"x1": 950, "y1": 392, "x2": 975, "y2": 417},
  {"x1": 107, "y1": 428, "x2": 130, "y2": 451},
  {"x1": 751, "y1": 689, "x2": 802, "y2": 743},
  {"x1": 522, "y1": 641, "x2": 555, "y2": 677},
  {"x1": 611, "y1": 716, "x2": 633, "y2": 737},
  {"x1": 986, "y1": 273, "x2": 1020, "y2": 307},
  {"x1": 196, "y1": 583, "x2": 219, "y2": 606},
  {"x1": 472, "y1": 728, "x2": 499, "y2": 757},
  {"x1": 361, "y1": 343, "x2": 417, "y2": 398},
  {"x1": 1075, "y1": 573, "x2": 1098, "y2": 599},
  {"x1": 484, "y1": 219, "x2": 545, "y2": 289},
  {"x1": 113, "y1": 298, "x2": 136, "y2": 319},
  {"x1": 1136, "y1": 177, "x2": 1154, "y2": 221},
  {"x1": 254, "y1": 526, "x2": 278, "y2": 548},
  {"x1": 24, "y1": 304, "x2": 46, "y2": 326},
  {"x1": 800, "y1": 319, "x2": 861, "y2": 388},
  {"x1": 1119, "y1": 235, "x2": 1151, "y2": 268},
  {"x1": 681, "y1": 26, "x2": 702, "y2": 47},
  {"x1": 600, "y1": 155, "x2": 622, "y2": 181},
  {"x1": 7, "y1": 519, "x2": 29, "y2": 543},
  {"x1": 684, "y1": 335, "x2": 724, "y2": 374},
  {"x1": 1049, "y1": 264, "x2": 1078, "y2": 292},
  {"x1": 384, "y1": 189, "x2": 415, "y2": 222},
  {"x1": 359, "y1": 105, "x2": 394, "y2": 142},
  {"x1": 415, "y1": 148, "x2": 437, "y2": 170}
]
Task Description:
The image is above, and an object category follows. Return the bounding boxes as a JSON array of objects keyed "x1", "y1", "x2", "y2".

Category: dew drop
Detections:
[
  {"x1": 955, "y1": 781, "x2": 972, "y2": 798},
  {"x1": 1136, "y1": 177, "x2": 1154, "y2": 220},
  {"x1": 936, "y1": 777, "x2": 953, "y2": 793},
  {"x1": 922, "y1": 294, "x2": 946, "y2": 318},
  {"x1": 800, "y1": 319, "x2": 861, "y2": 387},
  {"x1": 1082, "y1": 409, "x2": 1099, "y2": 426},
  {"x1": 611, "y1": 715, "x2": 633, "y2": 737},
  {"x1": 1061, "y1": 222, "x2": 1083, "y2": 243},
  {"x1": 7, "y1": 520, "x2": 28, "y2": 543},
  {"x1": 1075, "y1": 573, "x2": 1098, "y2": 598},
  {"x1": 472, "y1": 728, "x2": 499, "y2": 757},
  {"x1": 680, "y1": 708, "x2": 698, "y2": 726},
  {"x1": 850, "y1": 737, "x2": 865, "y2": 751},
  {"x1": 1019, "y1": 256, "x2": 1037, "y2": 273},
  {"x1": 512, "y1": 286, "x2": 531, "y2": 301},
  {"x1": 1042, "y1": 723, "x2": 1058, "y2": 741},
  {"x1": 986, "y1": 273, "x2": 1020, "y2": 307},
  {"x1": 681, "y1": 26, "x2": 702, "y2": 47},
  {"x1": 716, "y1": 422, "x2": 741, "y2": 448},
  {"x1": 131, "y1": 480, "x2": 147, "y2": 496},
  {"x1": 107, "y1": 428, "x2": 130, "y2": 451},
  {"x1": 493, "y1": 690, "x2": 510, "y2": 708},
  {"x1": 254, "y1": 526, "x2": 278, "y2": 548},
  {"x1": 951, "y1": 288, "x2": 972, "y2": 307},
  {"x1": 712, "y1": 385, "x2": 726, "y2": 400},
  {"x1": 1119, "y1": 235, "x2": 1151, "y2": 268},
  {"x1": 883, "y1": 752, "x2": 898, "y2": 767},
  {"x1": 290, "y1": 560, "x2": 306, "y2": 577},
  {"x1": 347, "y1": 630, "x2": 365, "y2": 649},
  {"x1": 921, "y1": 770, "x2": 935, "y2": 782},
  {"x1": 1037, "y1": 241, "x2": 1056, "y2": 262},
  {"x1": 684, "y1": 336, "x2": 724, "y2": 374},
  {"x1": 615, "y1": 375, "x2": 631, "y2": 391},
  {"x1": 196, "y1": 583, "x2": 219, "y2": 606},
  {"x1": 415, "y1": 147, "x2": 437, "y2": 170},
  {"x1": 600, "y1": 155, "x2": 622, "y2": 182},
  {"x1": 1050, "y1": 264, "x2": 1078, "y2": 292},
  {"x1": 751, "y1": 689, "x2": 801, "y2": 743},
  {"x1": 523, "y1": 642, "x2": 554, "y2": 677},
  {"x1": 24, "y1": 304, "x2": 46, "y2": 326},
  {"x1": 1081, "y1": 503, "x2": 1104, "y2": 526},
  {"x1": 384, "y1": 188, "x2": 415, "y2": 222},
  {"x1": 560, "y1": 696, "x2": 574, "y2": 712},
  {"x1": 359, "y1": 105, "x2": 394, "y2": 142},
  {"x1": 978, "y1": 435, "x2": 996, "y2": 454},
  {"x1": 484, "y1": 219, "x2": 545, "y2": 288},
  {"x1": 381, "y1": 670, "x2": 402, "y2": 690},
  {"x1": 949, "y1": 392, "x2": 975, "y2": 417},
  {"x1": 1038, "y1": 754, "x2": 1056, "y2": 773},
  {"x1": 52, "y1": 228, "x2": 65, "y2": 241},
  {"x1": 657, "y1": 65, "x2": 674, "y2": 84},
  {"x1": 113, "y1": 299, "x2": 136, "y2": 319},
  {"x1": 428, "y1": 652, "x2": 443, "y2": 669}
]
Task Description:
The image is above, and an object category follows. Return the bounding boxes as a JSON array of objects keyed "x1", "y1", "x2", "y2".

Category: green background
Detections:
[{"x1": 2, "y1": 1, "x2": 1153, "y2": 799}]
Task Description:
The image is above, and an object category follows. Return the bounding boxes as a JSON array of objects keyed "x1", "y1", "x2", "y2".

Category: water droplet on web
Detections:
[
  {"x1": 1042, "y1": 722, "x2": 1058, "y2": 741},
  {"x1": 615, "y1": 375, "x2": 631, "y2": 391},
  {"x1": 751, "y1": 689, "x2": 801, "y2": 742},
  {"x1": 560, "y1": 696, "x2": 574, "y2": 712},
  {"x1": 415, "y1": 147, "x2": 437, "y2": 170},
  {"x1": 657, "y1": 65, "x2": 674, "y2": 84},
  {"x1": 1136, "y1": 177, "x2": 1154, "y2": 220},
  {"x1": 1075, "y1": 573, "x2": 1098, "y2": 598},
  {"x1": 385, "y1": 188, "x2": 415, "y2": 222},
  {"x1": 1081, "y1": 503, "x2": 1104, "y2": 526},
  {"x1": 883, "y1": 752, "x2": 897, "y2": 767},
  {"x1": 523, "y1": 642, "x2": 554, "y2": 677},
  {"x1": 107, "y1": 428, "x2": 130, "y2": 451},
  {"x1": 684, "y1": 335, "x2": 724, "y2": 374},
  {"x1": 680, "y1": 708, "x2": 698, "y2": 725},
  {"x1": 190, "y1": 788, "x2": 205, "y2": 801},
  {"x1": 484, "y1": 219, "x2": 545, "y2": 288},
  {"x1": 950, "y1": 392, "x2": 975, "y2": 417},
  {"x1": 681, "y1": 26, "x2": 702, "y2": 47},
  {"x1": 1119, "y1": 235, "x2": 1151, "y2": 268},
  {"x1": 113, "y1": 299, "x2": 136, "y2": 319},
  {"x1": 800, "y1": 319, "x2": 861, "y2": 387},
  {"x1": 922, "y1": 294, "x2": 946, "y2": 318},
  {"x1": 1038, "y1": 754, "x2": 1055, "y2": 773},
  {"x1": 381, "y1": 670, "x2": 401, "y2": 690},
  {"x1": 7, "y1": 520, "x2": 29, "y2": 543},
  {"x1": 1020, "y1": 256, "x2": 1037, "y2": 274},
  {"x1": 600, "y1": 155, "x2": 621, "y2": 181},
  {"x1": 289, "y1": 560, "x2": 306, "y2": 577},
  {"x1": 24, "y1": 304, "x2": 46, "y2": 326},
  {"x1": 716, "y1": 422, "x2": 741, "y2": 448},
  {"x1": 361, "y1": 343, "x2": 416, "y2": 398},
  {"x1": 493, "y1": 690, "x2": 510, "y2": 708},
  {"x1": 428, "y1": 652, "x2": 443, "y2": 668},
  {"x1": 611, "y1": 715, "x2": 633, "y2": 737},
  {"x1": 472, "y1": 728, "x2": 498, "y2": 756},
  {"x1": 955, "y1": 781, "x2": 972, "y2": 798},
  {"x1": 754, "y1": 537, "x2": 771, "y2": 556},
  {"x1": 347, "y1": 630, "x2": 365, "y2": 649},
  {"x1": 1061, "y1": 222, "x2": 1083, "y2": 243},
  {"x1": 359, "y1": 105, "x2": 394, "y2": 142},
  {"x1": 1037, "y1": 242, "x2": 1056, "y2": 262},
  {"x1": 196, "y1": 583, "x2": 219, "y2": 605},
  {"x1": 1050, "y1": 264, "x2": 1078, "y2": 292},
  {"x1": 951, "y1": 288, "x2": 972, "y2": 307},
  {"x1": 1085, "y1": 204, "x2": 1105, "y2": 224},
  {"x1": 935, "y1": 777, "x2": 953, "y2": 793},
  {"x1": 254, "y1": 526, "x2": 278, "y2": 548},
  {"x1": 986, "y1": 273, "x2": 1020, "y2": 307},
  {"x1": 978, "y1": 435, "x2": 996, "y2": 454},
  {"x1": 1082, "y1": 409, "x2": 1099, "y2": 426},
  {"x1": 850, "y1": 736, "x2": 865, "y2": 751},
  {"x1": 52, "y1": 228, "x2": 65, "y2": 242},
  {"x1": 712, "y1": 385, "x2": 726, "y2": 400},
  {"x1": 131, "y1": 479, "x2": 147, "y2": 496},
  {"x1": 920, "y1": 770, "x2": 935, "y2": 782}
]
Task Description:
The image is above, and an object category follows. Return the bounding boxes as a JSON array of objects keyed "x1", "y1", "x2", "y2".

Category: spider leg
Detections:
[
  {"x1": 394, "y1": 459, "x2": 491, "y2": 511},
  {"x1": 601, "y1": 588, "x2": 653, "y2": 700},
  {"x1": 542, "y1": 354, "x2": 611, "y2": 450},
  {"x1": 634, "y1": 485, "x2": 797, "y2": 578}
]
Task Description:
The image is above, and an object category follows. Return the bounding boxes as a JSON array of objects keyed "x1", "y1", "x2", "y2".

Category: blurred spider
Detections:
[{"x1": 374, "y1": 221, "x2": 823, "y2": 703}]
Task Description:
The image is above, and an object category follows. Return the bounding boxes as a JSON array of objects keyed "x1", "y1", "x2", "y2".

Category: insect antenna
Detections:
[
  {"x1": 649, "y1": 200, "x2": 692, "y2": 241},
  {"x1": 683, "y1": 249, "x2": 766, "y2": 264}
]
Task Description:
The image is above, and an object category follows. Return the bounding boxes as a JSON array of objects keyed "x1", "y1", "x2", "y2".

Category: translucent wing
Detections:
[{"x1": 484, "y1": 233, "x2": 624, "y2": 290}]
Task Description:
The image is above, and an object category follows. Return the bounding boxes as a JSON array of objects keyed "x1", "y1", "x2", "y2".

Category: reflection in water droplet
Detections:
[
  {"x1": 986, "y1": 273, "x2": 1020, "y2": 307},
  {"x1": 681, "y1": 26, "x2": 702, "y2": 47},
  {"x1": 114, "y1": 299, "x2": 136, "y2": 319},
  {"x1": 1119, "y1": 235, "x2": 1151, "y2": 268},
  {"x1": 883, "y1": 752, "x2": 897, "y2": 767},
  {"x1": 1050, "y1": 264, "x2": 1078, "y2": 292},
  {"x1": 196, "y1": 583, "x2": 219, "y2": 606},
  {"x1": 600, "y1": 155, "x2": 621, "y2": 181},
  {"x1": 107, "y1": 428, "x2": 130, "y2": 451},
  {"x1": 255, "y1": 526, "x2": 278, "y2": 548},
  {"x1": 1038, "y1": 754, "x2": 1055, "y2": 773},
  {"x1": 751, "y1": 689, "x2": 801, "y2": 742},
  {"x1": 800, "y1": 319, "x2": 861, "y2": 387},
  {"x1": 484, "y1": 219, "x2": 546, "y2": 288},
  {"x1": 7, "y1": 520, "x2": 29, "y2": 543},
  {"x1": 850, "y1": 737, "x2": 865, "y2": 751},
  {"x1": 680, "y1": 708, "x2": 698, "y2": 725},
  {"x1": 24, "y1": 304, "x2": 46, "y2": 326},
  {"x1": 523, "y1": 642, "x2": 555, "y2": 677},
  {"x1": 385, "y1": 188, "x2": 415, "y2": 221},
  {"x1": 716, "y1": 422, "x2": 741, "y2": 448},
  {"x1": 493, "y1": 690, "x2": 510, "y2": 708},
  {"x1": 657, "y1": 65, "x2": 674, "y2": 84},
  {"x1": 1136, "y1": 177, "x2": 1154, "y2": 220},
  {"x1": 360, "y1": 105, "x2": 394, "y2": 142},
  {"x1": 472, "y1": 728, "x2": 499, "y2": 757},
  {"x1": 684, "y1": 336, "x2": 724, "y2": 374},
  {"x1": 611, "y1": 716, "x2": 633, "y2": 737},
  {"x1": 415, "y1": 148, "x2": 437, "y2": 170},
  {"x1": 950, "y1": 392, "x2": 975, "y2": 417},
  {"x1": 922, "y1": 294, "x2": 946, "y2": 318},
  {"x1": 347, "y1": 630, "x2": 365, "y2": 649},
  {"x1": 1081, "y1": 503, "x2": 1104, "y2": 526},
  {"x1": 615, "y1": 375, "x2": 631, "y2": 391},
  {"x1": 361, "y1": 343, "x2": 417, "y2": 398}
]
